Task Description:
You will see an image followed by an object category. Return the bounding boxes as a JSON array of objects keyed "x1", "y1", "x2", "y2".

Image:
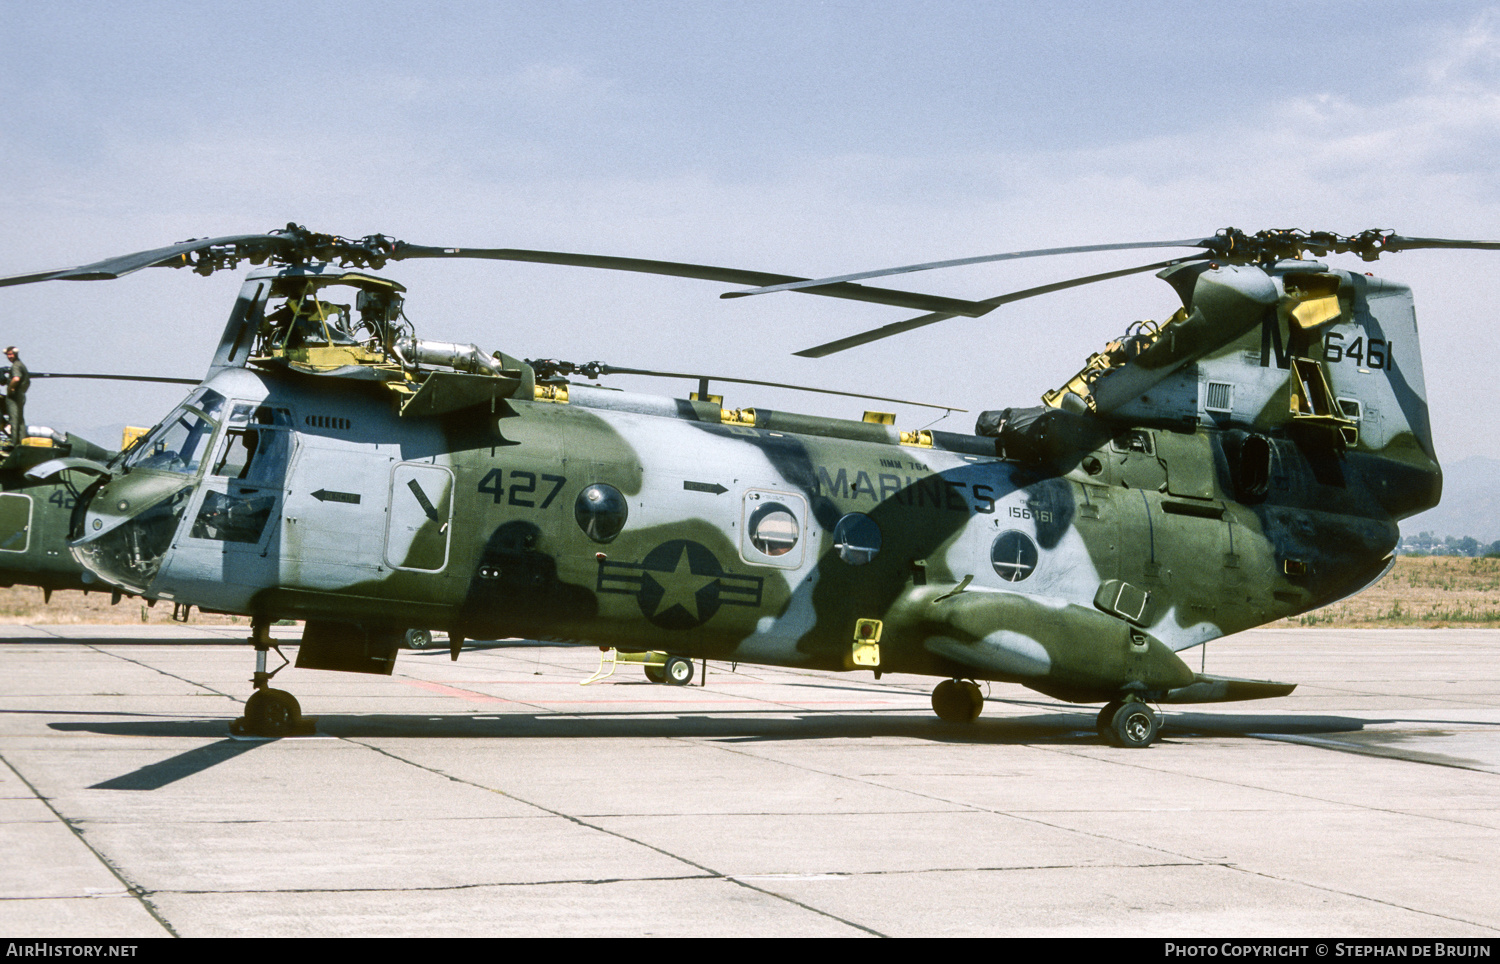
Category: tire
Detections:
[
  {"x1": 958, "y1": 679, "x2": 984, "y2": 721},
  {"x1": 664, "y1": 656, "x2": 694, "y2": 686},
  {"x1": 1097, "y1": 700, "x2": 1124, "y2": 739},
  {"x1": 1107, "y1": 701, "x2": 1159, "y2": 748},
  {"x1": 644, "y1": 664, "x2": 667, "y2": 684},
  {"x1": 244, "y1": 688, "x2": 301, "y2": 737},
  {"x1": 931, "y1": 679, "x2": 982, "y2": 723},
  {"x1": 404, "y1": 628, "x2": 433, "y2": 650}
]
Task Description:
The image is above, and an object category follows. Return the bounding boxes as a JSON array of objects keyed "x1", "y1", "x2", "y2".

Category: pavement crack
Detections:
[
  {"x1": 141, "y1": 872, "x2": 721, "y2": 896},
  {"x1": 1030, "y1": 740, "x2": 1500, "y2": 831},
  {"x1": 84, "y1": 644, "x2": 239, "y2": 700},
  {"x1": 0, "y1": 751, "x2": 177, "y2": 937},
  {"x1": 1227, "y1": 864, "x2": 1500, "y2": 934},
  {"x1": 337, "y1": 736, "x2": 888, "y2": 936}
]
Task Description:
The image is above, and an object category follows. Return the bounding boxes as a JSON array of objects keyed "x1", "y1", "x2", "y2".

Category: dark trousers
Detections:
[{"x1": 5, "y1": 393, "x2": 24, "y2": 442}]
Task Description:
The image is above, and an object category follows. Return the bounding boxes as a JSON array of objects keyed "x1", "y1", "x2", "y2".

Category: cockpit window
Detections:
[
  {"x1": 124, "y1": 405, "x2": 218, "y2": 474},
  {"x1": 192, "y1": 388, "x2": 227, "y2": 420},
  {"x1": 212, "y1": 405, "x2": 293, "y2": 484},
  {"x1": 226, "y1": 403, "x2": 293, "y2": 428}
]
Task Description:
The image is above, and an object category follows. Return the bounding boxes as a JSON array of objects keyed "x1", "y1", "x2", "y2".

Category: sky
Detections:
[{"x1": 3, "y1": 0, "x2": 1500, "y2": 484}]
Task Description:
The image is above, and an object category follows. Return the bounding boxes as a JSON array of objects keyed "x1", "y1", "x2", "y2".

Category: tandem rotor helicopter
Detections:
[{"x1": 0, "y1": 223, "x2": 1468, "y2": 746}]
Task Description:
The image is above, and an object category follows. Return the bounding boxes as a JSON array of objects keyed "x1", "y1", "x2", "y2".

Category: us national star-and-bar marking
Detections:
[{"x1": 596, "y1": 539, "x2": 765, "y2": 630}]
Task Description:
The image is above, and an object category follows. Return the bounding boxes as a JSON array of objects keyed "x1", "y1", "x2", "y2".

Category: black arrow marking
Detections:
[
  {"x1": 683, "y1": 481, "x2": 728, "y2": 495},
  {"x1": 407, "y1": 478, "x2": 442, "y2": 523},
  {"x1": 312, "y1": 489, "x2": 361, "y2": 504}
]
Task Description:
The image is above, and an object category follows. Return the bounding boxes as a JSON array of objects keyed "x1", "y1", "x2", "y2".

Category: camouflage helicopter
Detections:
[
  {"x1": 0, "y1": 373, "x2": 197, "y2": 600},
  {"x1": 0, "y1": 224, "x2": 1461, "y2": 746}
]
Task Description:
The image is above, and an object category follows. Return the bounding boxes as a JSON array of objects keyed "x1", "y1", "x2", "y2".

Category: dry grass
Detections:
[
  {"x1": 1274, "y1": 555, "x2": 1500, "y2": 628},
  {"x1": 0, "y1": 585, "x2": 248, "y2": 626}
]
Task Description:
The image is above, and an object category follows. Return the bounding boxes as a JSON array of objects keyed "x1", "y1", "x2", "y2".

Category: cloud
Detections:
[
  {"x1": 8, "y1": 7, "x2": 1500, "y2": 458},
  {"x1": 1423, "y1": 7, "x2": 1500, "y2": 90}
]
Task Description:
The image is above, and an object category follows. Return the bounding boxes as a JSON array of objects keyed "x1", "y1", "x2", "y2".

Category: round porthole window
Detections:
[
  {"x1": 748, "y1": 502, "x2": 799, "y2": 556},
  {"x1": 991, "y1": 530, "x2": 1038, "y2": 582},
  {"x1": 574, "y1": 483, "x2": 628, "y2": 543},
  {"x1": 832, "y1": 513, "x2": 881, "y2": 565}
]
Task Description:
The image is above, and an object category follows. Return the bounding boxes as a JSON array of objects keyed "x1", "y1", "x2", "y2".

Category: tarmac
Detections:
[{"x1": 0, "y1": 624, "x2": 1496, "y2": 938}]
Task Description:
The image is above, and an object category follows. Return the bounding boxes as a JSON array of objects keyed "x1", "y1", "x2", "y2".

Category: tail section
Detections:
[{"x1": 1043, "y1": 260, "x2": 1441, "y2": 522}]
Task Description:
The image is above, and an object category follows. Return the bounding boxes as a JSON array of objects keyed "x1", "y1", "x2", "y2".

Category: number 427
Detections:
[{"x1": 477, "y1": 469, "x2": 566, "y2": 508}]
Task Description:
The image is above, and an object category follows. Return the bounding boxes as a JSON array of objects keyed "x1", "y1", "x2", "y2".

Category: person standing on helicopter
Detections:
[{"x1": 3, "y1": 346, "x2": 29, "y2": 448}]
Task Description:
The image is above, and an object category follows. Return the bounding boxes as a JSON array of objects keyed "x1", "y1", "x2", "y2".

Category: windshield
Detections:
[{"x1": 122, "y1": 388, "x2": 226, "y2": 475}]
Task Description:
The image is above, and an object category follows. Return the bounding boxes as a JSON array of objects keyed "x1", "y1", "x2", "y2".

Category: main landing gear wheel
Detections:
[
  {"x1": 233, "y1": 688, "x2": 302, "y2": 737},
  {"x1": 644, "y1": 663, "x2": 667, "y2": 684},
  {"x1": 1096, "y1": 700, "x2": 1124, "y2": 739},
  {"x1": 931, "y1": 679, "x2": 984, "y2": 723},
  {"x1": 664, "y1": 656, "x2": 694, "y2": 686},
  {"x1": 1103, "y1": 700, "x2": 1160, "y2": 748}
]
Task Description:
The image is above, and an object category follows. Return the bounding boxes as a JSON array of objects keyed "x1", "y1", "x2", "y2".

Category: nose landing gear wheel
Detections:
[
  {"x1": 233, "y1": 688, "x2": 303, "y2": 737},
  {"x1": 931, "y1": 679, "x2": 984, "y2": 723},
  {"x1": 664, "y1": 656, "x2": 694, "y2": 686},
  {"x1": 1104, "y1": 700, "x2": 1159, "y2": 748}
]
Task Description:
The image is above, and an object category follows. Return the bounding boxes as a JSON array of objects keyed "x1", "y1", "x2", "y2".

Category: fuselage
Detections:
[{"x1": 69, "y1": 359, "x2": 1421, "y2": 702}]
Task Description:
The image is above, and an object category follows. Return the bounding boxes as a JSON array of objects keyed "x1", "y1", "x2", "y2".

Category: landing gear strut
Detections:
[
  {"x1": 229, "y1": 616, "x2": 307, "y2": 737},
  {"x1": 1096, "y1": 699, "x2": 1160, "y2": 748},
  {"x1": 931, "y1": 678, "x2": 984, "y2": 723}
]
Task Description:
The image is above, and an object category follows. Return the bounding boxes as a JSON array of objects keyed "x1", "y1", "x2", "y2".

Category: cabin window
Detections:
[
  {"x1": 749, "y1": 503, "x2": 799, "y2": 556},
  {"x1": 832, "y1": 513, "x2": 881, "y2": 566},
  {"x1": 740, "y1": 489, "x2": 808, "y2": 568},
  {"x1": 575, "y1": 483, "x2": 628, "y2": 543},
  {"x1": 991, "y1": 530, "x2": 1039, "y2": 582}
]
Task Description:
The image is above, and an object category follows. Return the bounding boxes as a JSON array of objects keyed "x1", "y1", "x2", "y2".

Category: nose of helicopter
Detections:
[{"x1": 71, "y1": 472, "x2": 197, "y2": 594}]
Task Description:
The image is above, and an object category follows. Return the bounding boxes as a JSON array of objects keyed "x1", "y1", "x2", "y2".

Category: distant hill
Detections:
[{"x1": 1401, "y1": 455, "x2": 1500, "y2": 544}]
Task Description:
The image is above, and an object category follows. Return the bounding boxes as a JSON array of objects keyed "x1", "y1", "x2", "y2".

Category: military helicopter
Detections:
[
  {"x1": 0, "y1": 224, "x2": 1460, "y2": 746},
  {"x1": 0, "y1": 370, "x2": 200, "y2": 600},
  {"x1": 0, "y1": 424, "x2": 120, "y2": 596}
]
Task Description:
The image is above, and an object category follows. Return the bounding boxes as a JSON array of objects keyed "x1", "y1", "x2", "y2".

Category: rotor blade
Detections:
[
  {"x1": 32, "y1": 372, "x2": 200, "y2": 385},
  {"x1": 595, "y1": 365, "x2": 965, "y2": 412},
  {"x1": 389, "y1": 243, "x2": 995, "y2": 318},
  {"x1": 1378, "y1": 235, "x2": 1500, "y2": 253},
  {"x1": 723, "y1": 237, "x2": 1214, "y2": 299},
  {"x1": 794, "y1": 257, "x2": 1190, "y2": 358},
  {"x1": 0, "y1": 234, "x2": 278, "y2": 288}
]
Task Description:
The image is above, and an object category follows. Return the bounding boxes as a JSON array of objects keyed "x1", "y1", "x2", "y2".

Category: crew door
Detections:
[
  {"x1": 173, "y1": 402, "x2": 294, "y2": 601},
  {"x1": 386, "y1": 462, "x2": 455, "y2": 572}
]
